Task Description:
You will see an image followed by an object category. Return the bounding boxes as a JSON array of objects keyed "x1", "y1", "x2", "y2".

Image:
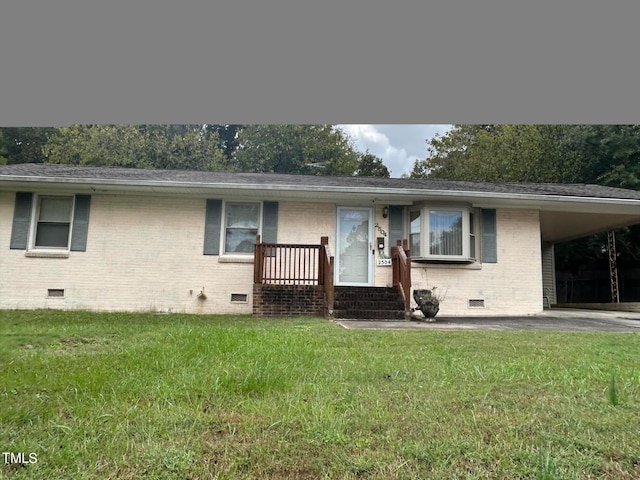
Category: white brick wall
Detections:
[
  {"x1": 0, "y1": 193, "x2": 254, "y2": 314},
  {"x1": 277, "y1": 202, "x2": 335, "y2": 247},
  {"x1": 402, "y1": 209, "x2": 543, "y2": 316},
  {"x1": 0, "y1": 191, "x2": 543, "y2": 316}
]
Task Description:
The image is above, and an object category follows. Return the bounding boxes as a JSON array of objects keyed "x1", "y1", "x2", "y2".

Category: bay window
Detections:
[{"x1": 409, "y1": 205, "x2": 478, "y2": 262}]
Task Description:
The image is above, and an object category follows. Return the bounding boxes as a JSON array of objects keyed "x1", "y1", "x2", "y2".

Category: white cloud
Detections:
[{"x1": 339, "y1": 124, "x2": 452, "y2": 177}]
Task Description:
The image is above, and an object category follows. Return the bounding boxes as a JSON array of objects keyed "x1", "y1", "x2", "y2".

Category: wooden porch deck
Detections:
[{"x1": 253, "y1": 236, "x2": 412, "y2": 319}]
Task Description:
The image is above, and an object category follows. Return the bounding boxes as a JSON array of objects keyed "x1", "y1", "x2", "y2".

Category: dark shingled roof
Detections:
[{"x1": 1, "y1": 163, "x2": 640, "y2": 200}]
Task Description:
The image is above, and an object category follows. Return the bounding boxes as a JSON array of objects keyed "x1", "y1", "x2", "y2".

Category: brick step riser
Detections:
[
  {"x1": 333, "y1": 310, "x2": 406, "y2": 320},
  {"x1": 334, "y1": 295, "x2": 402, "y2": 302},
  {"x1": 333, "y1": 302, "x2": 405, "y2": 310},
  {"x1": 333, "y1": 286, "x2": 405, "y2": 317},
  {"x1": 334, "y1": 290, "x2": 401, "y2": 299}
]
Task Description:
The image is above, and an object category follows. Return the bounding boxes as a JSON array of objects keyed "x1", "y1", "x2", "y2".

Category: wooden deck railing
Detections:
[
  {"x1": 254, "y1": 235, "x2": 335, "y2": 314},
  {"x1": 254, "y1": 235, "x2": 334, "y2": 287},
  {"x1": 392, "y1": 239, "x2": 411, "y2": 312}
]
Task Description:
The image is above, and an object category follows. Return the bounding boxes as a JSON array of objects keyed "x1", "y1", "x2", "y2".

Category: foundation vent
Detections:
[
  {"x1": 231, "y1": 293, "x2": 248, "y2": 303},
  {"x1": 468, "y1": 299, "x2": 485, "y2": 308},
  {"x1": 48, "y1": 289, "x2": 65, "y2": 298}
]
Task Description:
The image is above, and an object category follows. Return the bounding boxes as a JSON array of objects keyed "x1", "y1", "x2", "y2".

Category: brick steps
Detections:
[
  {"x1": 253, "y1": 284, "x2": 325, "y2": 317},
  {"x1": 332, "y1": 286, "x2": 407, "y2": 320}
]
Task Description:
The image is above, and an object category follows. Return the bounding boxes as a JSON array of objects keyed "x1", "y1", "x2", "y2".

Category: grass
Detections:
[{"x1": 1, "y1": 310, "x2": 639, "y2": 479}]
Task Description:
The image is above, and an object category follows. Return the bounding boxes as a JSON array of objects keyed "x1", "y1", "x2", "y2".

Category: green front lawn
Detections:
[{"x1": 1, "y1": 310, "x2": 639, "y2": 479}]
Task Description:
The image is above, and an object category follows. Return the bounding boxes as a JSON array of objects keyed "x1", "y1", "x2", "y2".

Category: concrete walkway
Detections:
[{"x1": 334, "y1": 308, "x2": 640, "y2": 332}]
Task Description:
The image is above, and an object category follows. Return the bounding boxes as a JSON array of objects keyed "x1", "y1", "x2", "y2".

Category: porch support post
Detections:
[
  {"x1": 327, "y1": 256, "x2": 335, "y2": 314},
  {"x1": 319, "y1": 236, "x2": 334, "y2": 316},
  {"x1": 254, "y1": 234, "x2": 263, "y2": 284}
]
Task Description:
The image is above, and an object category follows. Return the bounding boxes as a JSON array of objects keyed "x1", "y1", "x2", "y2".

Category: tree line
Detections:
[{"x1": 0, "y1": 125, "x2": 390, "y2": 177}]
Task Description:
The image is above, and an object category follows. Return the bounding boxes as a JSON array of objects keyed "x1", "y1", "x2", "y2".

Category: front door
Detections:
[{"x1": 336, "y1": 206, "x2": 373, "y2": 285}]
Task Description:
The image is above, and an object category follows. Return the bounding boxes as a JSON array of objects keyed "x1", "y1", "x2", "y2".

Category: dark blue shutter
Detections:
[
  {"x1": 203, "y1": 199, "x2": 222, "y2": 255},
  {"x1": 388, "y1": 205, "x2": 404, "y2": 248},
  {"x1": 262, "y1": 201, "x2": 278, "y2": 243},
  {"x1": 10, "y1": 192, "x2": 33, "y2": 250},
  {"x1": 481, "y1": 208, "x2": 497, "y2": 263},
  {"x1": 70, "y1": 195, "x2": 91, "y2": 252}
]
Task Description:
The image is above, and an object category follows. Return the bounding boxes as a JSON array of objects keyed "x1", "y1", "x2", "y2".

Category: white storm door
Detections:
[{"x1": 336, "y1": 206, "x2": 373, "y2": 285}]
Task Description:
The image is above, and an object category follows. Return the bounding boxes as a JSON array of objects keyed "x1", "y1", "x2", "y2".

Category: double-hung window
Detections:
[
  {"x1": 203, "y1": 200, "x2": 277, "y2": 257},
  {"x1": 32, "y1": 196, "x2": 75, "y2": 250},
  {"x1": 224, "y1": 202, "x2": 260, "y2": 254},
  {"x1": 409, "y1": 205, "x2": 478, "y2": 262}
]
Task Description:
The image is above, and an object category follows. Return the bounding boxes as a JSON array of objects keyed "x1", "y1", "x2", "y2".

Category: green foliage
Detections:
[
  {"x1": 232, "y1": 124, "x2": 359, "y2": 176},
  {"x1": 537, "y1": 452, "x2": 561, "y2": 480},
  {"x1": 414, "y1": 124, "x2": 640, "y2": 189},
  {"x1": 3, "y1": 124, "x2": 382, "y2": 179},
  {"x1": 609, "y1": 372, "x2": 620, "y2": 406},
  {"x1": 0, "y1": 127, "x2": 54, "y2": 164},
  {"x1": 205, "y1": 124, "x2": 243, "y2": 159},
  {"x1": 355, "y1": 151, "x2": 390, "y2": 177},
  {"x1": 412, "y1": 124, "x2": 585, "y2": 183},
  {"x1": 143, "y1": 124, "x2": 229, "y2": 171},
  {"x1": 43, "y1": 124, "x2": 228, "y2": 171}
]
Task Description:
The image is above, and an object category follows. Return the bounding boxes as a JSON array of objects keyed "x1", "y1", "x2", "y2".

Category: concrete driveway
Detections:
[{"x1": 335, "y1": 308, "x2": 640, "y2": 332}]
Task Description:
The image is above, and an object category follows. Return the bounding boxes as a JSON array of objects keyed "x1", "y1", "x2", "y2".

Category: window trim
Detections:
[
  {"x1": 409, "y1": 204, "x2": 479, "y2": 263},
  {"x1": 220, "y1": 200, "x2": 263, "y2": 256},
  {"x1": 28, "y1": 194, "x2": 76, "y2": 253}
]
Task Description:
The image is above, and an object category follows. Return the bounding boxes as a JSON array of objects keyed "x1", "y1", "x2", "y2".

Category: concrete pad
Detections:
[{"x1": 334, "y1": 308, "x2": 640, "y2": 332}]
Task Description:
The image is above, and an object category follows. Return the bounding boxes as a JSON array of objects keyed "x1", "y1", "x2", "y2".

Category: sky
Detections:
[{"x1": 338, "y1": 125, "x2": 453, "y2": 177}]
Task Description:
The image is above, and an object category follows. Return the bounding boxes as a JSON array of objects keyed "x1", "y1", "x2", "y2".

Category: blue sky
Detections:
[{"x1": 338, "y1": 124, "x2": 452, "y2": 177}]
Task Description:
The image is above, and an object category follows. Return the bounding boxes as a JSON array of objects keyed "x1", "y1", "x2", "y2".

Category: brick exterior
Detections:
[
  {"x1": 253, "y1": 284, "x2": 325, "y2": 317},
  {"x1": 0, "y1": 189, "x2": 543, "y2": 317},
  {"x1": 405, "y1": 209, "x2": 543, "y2": 316},
  {"x1": 0, "y1": 192, "x2": 254, "y2": 314},
  {"x1": 372, "y1": 206, "x2": 544, "y2": 316}
]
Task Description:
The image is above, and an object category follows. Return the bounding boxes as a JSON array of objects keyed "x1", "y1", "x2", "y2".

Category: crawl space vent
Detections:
[
  {"x1": 231, "y1": 293, "x2": 248, "y2": 303},
  {"x1": 48, "y1": 289, "x2": 65, "y2": 298},
  {"x1": 468, "y1": 299, "x2": 485, "y2": 308}
]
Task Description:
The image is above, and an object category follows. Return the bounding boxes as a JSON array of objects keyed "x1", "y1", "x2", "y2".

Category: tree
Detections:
[
  {"x1": 411, "y1": 124, "x2": 584, "y2": 183},
  {"x1": 44, "y1": 125, "x2": 227, "y2": 171},
  {"x1": 355, "y1": 151, "x2": 390, "y2": 177},
  {"x1": 232, "y1": 125, "x2": 359, "y2": 176},
  {"x1": 45, "y1": 125, "x2": 147, "y2": 167},
  {"x1": 143, "y1": 125, "x2": 229, "y2": 171},
  {"x1": 0, "y1": 127, "x2": 55, "y2": 164},
  {"x1": 205, "y1": 124, "x2": 243, "y2": 160}
]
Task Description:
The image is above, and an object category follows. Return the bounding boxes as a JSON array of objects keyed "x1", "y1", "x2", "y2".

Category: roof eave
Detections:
[{"x1": 1, "y1": 175, "x2": 640, "y2": 213}]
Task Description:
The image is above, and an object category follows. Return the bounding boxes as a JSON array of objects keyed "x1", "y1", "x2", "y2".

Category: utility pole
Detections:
[{"x1": 607, "y1": 231, "x2": 620, "y2": 303}]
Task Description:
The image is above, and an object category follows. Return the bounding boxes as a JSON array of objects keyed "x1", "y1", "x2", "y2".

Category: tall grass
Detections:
[{"x1": 1, "y1": 310, "x2": 639, "y2": 479}]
